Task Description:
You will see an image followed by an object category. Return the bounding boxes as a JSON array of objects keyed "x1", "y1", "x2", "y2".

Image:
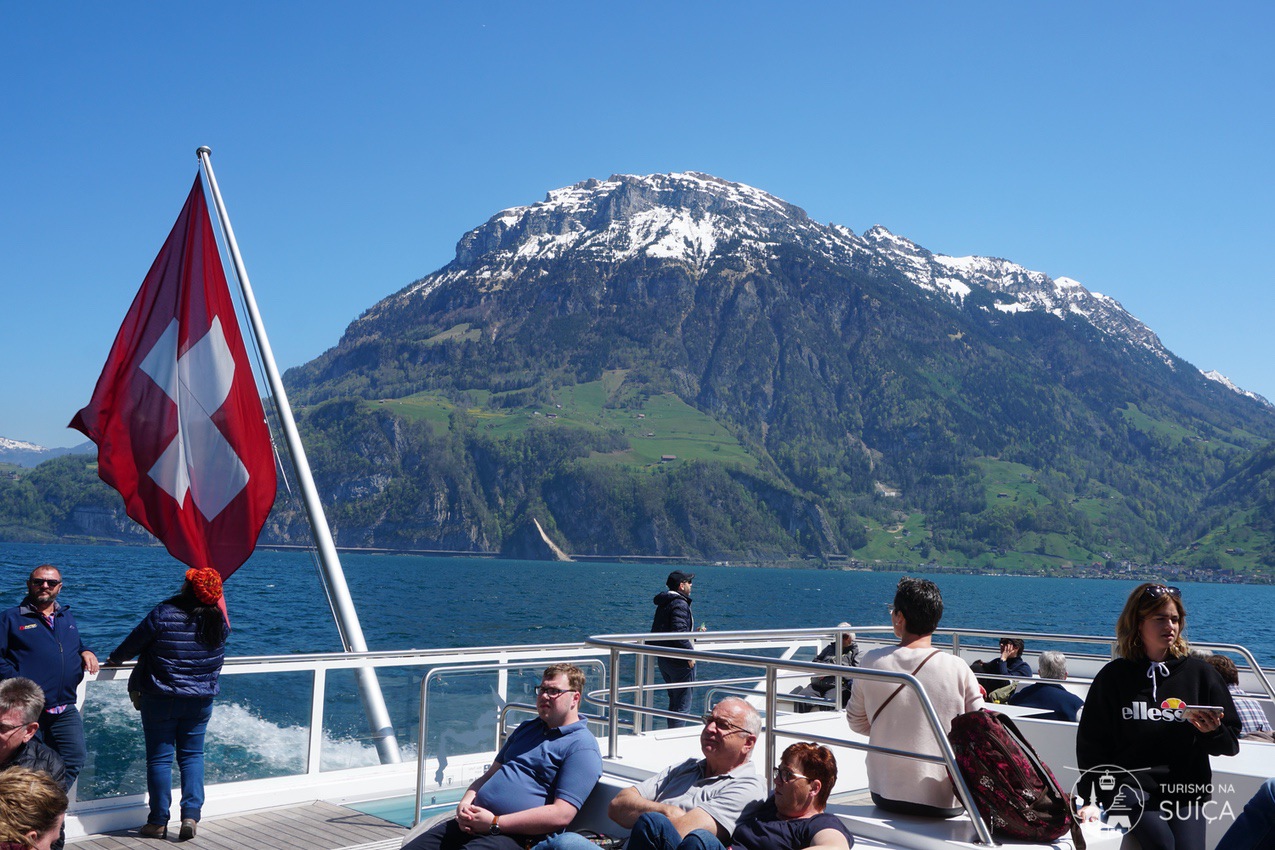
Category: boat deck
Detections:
[{"x1": 67, "y1": 800, "x2": 406, "y2": 850}]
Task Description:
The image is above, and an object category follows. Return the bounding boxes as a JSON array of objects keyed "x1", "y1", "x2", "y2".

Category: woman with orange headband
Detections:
[{"x1": 105, "y1": 568, "x2": 229, "y2": 841}]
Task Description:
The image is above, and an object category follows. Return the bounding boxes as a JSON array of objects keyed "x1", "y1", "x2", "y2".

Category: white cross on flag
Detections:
[{"x1": 71, "y1": 174, "x2": 276, "y2": 578}]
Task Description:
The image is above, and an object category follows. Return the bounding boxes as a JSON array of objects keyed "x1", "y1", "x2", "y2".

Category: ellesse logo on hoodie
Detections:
[{"x1": 1121, "y1": 697, "x2": 1190, "y2": 721}]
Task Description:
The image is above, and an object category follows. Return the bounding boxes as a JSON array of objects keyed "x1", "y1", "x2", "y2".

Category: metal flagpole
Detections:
[{"x1": 196, "y1": 146, "x2": 401, "y2": 765}]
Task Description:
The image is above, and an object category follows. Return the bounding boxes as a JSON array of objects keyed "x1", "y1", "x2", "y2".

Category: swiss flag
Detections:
[{"x1": 70, "y1": 174, "x2": 277, "y2": 578}]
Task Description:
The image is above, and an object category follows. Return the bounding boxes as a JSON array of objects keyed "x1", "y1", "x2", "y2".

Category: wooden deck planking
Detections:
[{"x1": 69, "y1": 800, "x2": 406, "y2": 850}]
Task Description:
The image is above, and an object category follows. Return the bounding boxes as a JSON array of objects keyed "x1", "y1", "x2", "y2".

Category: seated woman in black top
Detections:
[{"x1": 669, "y1": 742, "x2": 853, "y2": 850}]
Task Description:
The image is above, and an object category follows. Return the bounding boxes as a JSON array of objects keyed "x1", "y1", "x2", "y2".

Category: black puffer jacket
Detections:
[
  {"x1": 650, "y1": 591, "x2": 693, "y2": 649},
  {"x1": 4, "y1": 737, "x2": 67, "y2": 789},
  {"x1": 107, "y1": 601, "x2": 228, "y2": 698}
]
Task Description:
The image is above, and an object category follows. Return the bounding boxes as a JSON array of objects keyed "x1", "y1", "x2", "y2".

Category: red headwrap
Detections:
[{"x1": 186, "y1": 567, "x2": 224, "y2": 605}]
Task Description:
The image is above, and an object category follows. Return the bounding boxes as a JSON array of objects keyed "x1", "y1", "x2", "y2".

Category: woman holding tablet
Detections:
[{"x1": 1076, "y1": 583, "x2": 1240, "y2": 850}]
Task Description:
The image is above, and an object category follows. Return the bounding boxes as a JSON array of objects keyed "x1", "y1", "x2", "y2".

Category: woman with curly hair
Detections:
[
  {"x1": 0, "y1": 767, "x2": 67, "y2": 850},
  {"x1": 105, "y1": 568, "x2": 229, "y2": 841},
  {"x1": 1076, "y1": 583, "x2": 1240, "y2": 850}
]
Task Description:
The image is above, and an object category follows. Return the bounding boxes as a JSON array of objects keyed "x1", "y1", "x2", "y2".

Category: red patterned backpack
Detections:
[{"x1": 948, "y1": 709, "x2": 1085, "y2": 849}]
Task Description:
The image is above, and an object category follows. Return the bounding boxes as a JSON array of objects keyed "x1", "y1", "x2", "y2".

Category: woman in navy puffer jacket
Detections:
[{"x1": 106, "y1": 568, "x2": 228, "y2": 841}]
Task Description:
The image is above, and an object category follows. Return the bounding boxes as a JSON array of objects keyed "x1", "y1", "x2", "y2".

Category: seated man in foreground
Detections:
[
  {"x1": 599, "y1": 697, "x2": 765, "y2": 850},
  {"x1": 406, "y1": 663, "x2": 602, "y2": 850},
  {"x1": 627, "y1": 743, "x2": 852, "y2": 850}
]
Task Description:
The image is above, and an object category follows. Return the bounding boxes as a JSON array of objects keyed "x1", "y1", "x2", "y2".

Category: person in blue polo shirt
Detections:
[
  {"x1": 405, "y1": 663, "x2": 602, "y2": 850},
  {"x1": 0, "y1": 565, "x2": 98, "y2": 791}
]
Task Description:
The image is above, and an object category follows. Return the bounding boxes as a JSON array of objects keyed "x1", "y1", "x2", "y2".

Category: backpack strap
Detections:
[{"x1": 870, "y1": 649, "x2": 942, "y2": 724}]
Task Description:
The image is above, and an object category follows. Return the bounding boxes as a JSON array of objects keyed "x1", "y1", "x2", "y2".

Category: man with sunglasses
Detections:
[
  {"x1": 406, "y1": 663, "x2": 602, "y2": 850},
  {"x1": 0, "y1": 565, "x2": 98, "y2": 792},
  {"x1": 619, "y1": 698, "x2": 766, "y2": 850}
]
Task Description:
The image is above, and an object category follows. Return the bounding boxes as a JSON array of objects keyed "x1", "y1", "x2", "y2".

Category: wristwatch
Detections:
[{"x1": 489, "y1": 816, "x2": 500, "y2": 836}]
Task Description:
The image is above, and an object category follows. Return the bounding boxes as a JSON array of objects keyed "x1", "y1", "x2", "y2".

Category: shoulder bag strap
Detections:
[{"x1": 870, "y1": 649, "x2": 942, "y2": 724}]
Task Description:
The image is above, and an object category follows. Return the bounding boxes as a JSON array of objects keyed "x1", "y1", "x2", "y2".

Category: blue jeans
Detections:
[
  {"x1": 38, "y1": 705, "x2": 86, "y2": 791},
  {"x1": 140, "y1": 695, "x2": 214, "y2": 824},
  {"x1": 626, "y1": 813, "x2": 724, "y2": 850},
  {"x1": 657, "y1": 659, "x2": 694, "y2": 728},
  {"x1": 530, "y1": 833, "x2": 599, "y2": 850},
  {"x1": 1216, "y1": 779, "x2": 1275, "y2": 850}
]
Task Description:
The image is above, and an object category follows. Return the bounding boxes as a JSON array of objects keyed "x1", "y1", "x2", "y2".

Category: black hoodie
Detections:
[{"x1": 1076, "y1": 655, "x2": 1240, "y2": 804}]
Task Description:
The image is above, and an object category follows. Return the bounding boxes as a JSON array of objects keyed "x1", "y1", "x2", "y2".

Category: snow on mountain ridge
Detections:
[
  {"x1": 376, "y1": 172, "x2": 863, "y2": 314},
  {"x1": 1203, "y1": 370, "x2": 1274, "y2": 407},
  {"x1": 0, "y1": 437, "x2": 43, "y2": 452},
  {"x1": 365, "y1": 173, "x2": 1199, "y2": 375},
  {"x1": 861, "y1": 224, "x2": 1173, "y2": 367}
]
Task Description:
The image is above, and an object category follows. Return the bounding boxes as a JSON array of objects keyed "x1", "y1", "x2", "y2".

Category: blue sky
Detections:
[{"x1": 3, "y1": 3, "x2": 1273, "y2": 448}]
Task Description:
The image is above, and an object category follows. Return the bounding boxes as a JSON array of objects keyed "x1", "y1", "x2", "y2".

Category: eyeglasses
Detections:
[
  {"x1": 0, "y1": 721, "x2": 29, "y2": 736},
  {"x1": 534, "y1": 685, "x2": 577, "y2": 699},
  {"x1": 28, "y1": 579, "x2": 61, "y2": 588},
  {"x1": 701, "y1": 714, "x2": 750, "y2": 736},
  {"x1": 1143, "y1": 585, "x2": 1181, "y2": 601},
  {"x1": 773, "y1": 766, "x2": 808, "y2": 784}
]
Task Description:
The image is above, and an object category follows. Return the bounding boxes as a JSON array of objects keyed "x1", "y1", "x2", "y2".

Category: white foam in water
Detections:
[
  {"x1": 85, "y1": 680, "x2": 418, "y2": 789},
  {"x1": 208, "y1": 701, "x2": 418, "y2": 773}
]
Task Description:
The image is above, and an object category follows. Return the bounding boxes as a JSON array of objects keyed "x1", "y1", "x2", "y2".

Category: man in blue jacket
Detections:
[
  {"x1": 986, "y1": 637, "x2": 1032, "y2": 679},
  {"x1": 0, "y1": 565, "x2": 98, "y2": 790}
]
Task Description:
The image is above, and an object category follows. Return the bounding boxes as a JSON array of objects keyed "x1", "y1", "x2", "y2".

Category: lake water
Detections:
[{"x1": 1, "y1": 542, "x2": 1272, "y2": 800}]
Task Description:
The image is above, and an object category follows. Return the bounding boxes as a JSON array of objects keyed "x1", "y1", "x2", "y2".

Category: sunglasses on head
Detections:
[{"x1": 1142, "y1": 585, "x2": 1180, "y2": 601}]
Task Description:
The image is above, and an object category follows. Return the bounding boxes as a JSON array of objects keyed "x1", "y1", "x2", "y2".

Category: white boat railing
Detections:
[
  {"x1": 74, "y1": 625, "x2": 1272, "y2": 842},
  {"x1": 82, "y1": 642, "x2": 606, "y2": 813}
]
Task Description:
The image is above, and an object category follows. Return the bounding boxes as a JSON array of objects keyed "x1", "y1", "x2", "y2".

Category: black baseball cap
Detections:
[{"x1": 667, "y1": 570, "x2": 695, "y2": 588}]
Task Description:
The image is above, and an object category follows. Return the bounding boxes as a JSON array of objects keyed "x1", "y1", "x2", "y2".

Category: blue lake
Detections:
[{"x1": 2, "y1": 542, "x2": 1272, "y2": 799}]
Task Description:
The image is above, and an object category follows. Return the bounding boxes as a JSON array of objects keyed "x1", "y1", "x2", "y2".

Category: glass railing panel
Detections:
[
  {"x1": 78, "y1": 670, "x2": 316, "y2": 802},
  {"x1": 211, "y1": 670, "x2": 317, "y2": 781},
  {"x1": 80, "y1": 676, "x2": 145, "y2": 801},
  {"x1": 320, "y1": 666, "x2": 425, "y2": 772}
]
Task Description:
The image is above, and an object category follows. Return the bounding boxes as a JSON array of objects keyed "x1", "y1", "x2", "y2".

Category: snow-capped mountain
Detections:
[
  {"x1": 859, "y1": 225, "x2": 1172, "y2": 367},
  {"x1": 0, "y1": 437, "x2": 93, "y2": 468},
  {"x1": 1202, "y1": 370, "x2": 1273, "y2": 407},
  {"x1": 374, "y1": 172, "x2": 861, "y2": 309},
  {"x1": 367, "y1": 172, "x2": 1184, "y2": 373}
]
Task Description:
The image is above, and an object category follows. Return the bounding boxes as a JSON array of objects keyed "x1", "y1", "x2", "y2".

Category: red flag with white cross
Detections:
[{"x1": 70, "y1": 174, "x2": 276, "y2": 578}]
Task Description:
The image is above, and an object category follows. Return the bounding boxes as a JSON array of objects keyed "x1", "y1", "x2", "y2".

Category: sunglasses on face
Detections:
[
  {"x1": 1142, "y1": 585, "x2": 1180, "y2": 601},
  {"x1": 772, "y1": 766, "x2": 808, "y2": 783},
  {"x1": 28, "y1": 579, "x2": 61, "y2": 588}
]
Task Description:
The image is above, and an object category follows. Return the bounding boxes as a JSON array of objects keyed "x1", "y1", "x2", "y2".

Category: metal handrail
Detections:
[
  {"x1": 585, "y1": 637, "x2": 999, "y2": 847},
  {"x1": 414, "y1": 658, "x2": 608, "y2": 826}
]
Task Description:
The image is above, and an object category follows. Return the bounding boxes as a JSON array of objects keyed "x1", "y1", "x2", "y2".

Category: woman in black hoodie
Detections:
[{"x1": 1076, "y1": 583, "x2": 1239, "y2": 850}]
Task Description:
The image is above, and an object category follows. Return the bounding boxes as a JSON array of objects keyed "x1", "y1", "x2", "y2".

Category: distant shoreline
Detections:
[{"x1": 3, "y1": 536, "x2": 1271, "y2": 584}]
